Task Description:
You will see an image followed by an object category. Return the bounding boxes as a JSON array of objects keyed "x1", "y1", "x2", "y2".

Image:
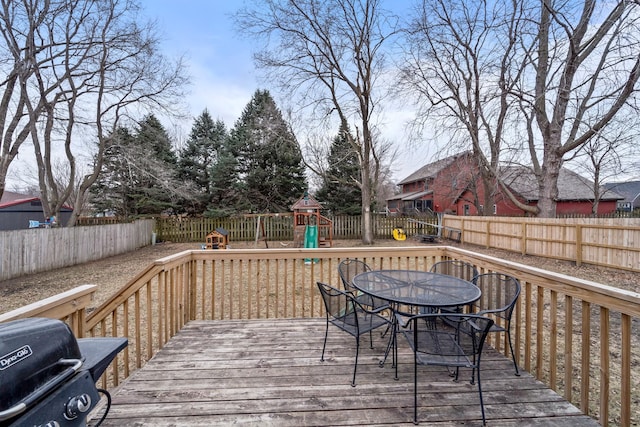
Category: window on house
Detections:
[
  {"x1": 493, "y1": 204, "x2": 497, "y2": 215},
  {"x1": 463, "y1": 204, "x2": 470, "y2": 216}
]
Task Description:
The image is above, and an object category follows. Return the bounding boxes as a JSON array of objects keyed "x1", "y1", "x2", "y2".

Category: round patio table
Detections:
[
  {"x1": 352, "y1": 269, "x2": 482, "y2": 375},
  {"x1": 352, "y1": 269, "x2": 481, "y2": 309}
]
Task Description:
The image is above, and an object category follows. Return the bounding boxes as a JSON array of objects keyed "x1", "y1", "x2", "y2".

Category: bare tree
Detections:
[
  {"x1": 236, "y1": 0, "x2": 398, "y2": 244},
  {"x1": 567, "y1": 112, "x2": 639, "y2": 214},
  {"x1": 0, "y1": 0, "x2": 59, "y2": 201},
  {"x1": 0, "y1": 0, "x2": 188, "y2": 225},
  {"x1": 530, "y1": 0, "x2": 640, "y2": 217},
  {"x1": 398, "y1": 0, "x2": 537, "y2": 215}
]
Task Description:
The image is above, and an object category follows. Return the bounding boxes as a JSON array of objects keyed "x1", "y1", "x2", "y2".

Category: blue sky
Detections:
[{"x1": 140, "y1": 0, "x2": 260, "y2": 128}]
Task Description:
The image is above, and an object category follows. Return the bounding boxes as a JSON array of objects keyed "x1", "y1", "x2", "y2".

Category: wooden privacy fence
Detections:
[
  {"x1": 0, "y1": 219, "x2": 154, "y2": 281},
  {"x1": 156, "y1": 213, "x2": 640, "y2": 272},
  {"x1": 155, "y1": 214, "x2": 437, "y2": 243},
  {"x1": 443, "y1": 215, "x2": 640, "y2": 273},
  {"x1": 1, "y1": 245, "x2": 638, "y2": 426}
]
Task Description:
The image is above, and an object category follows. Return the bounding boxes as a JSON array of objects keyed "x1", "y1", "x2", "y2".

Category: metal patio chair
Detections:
[
  {"x1": 472, "y1": 272, "x2": 522, "y2": 375},
  {"x1": 425, "y1": 260, "x2": 480, "y2": 315},
  {"x1": 430, "y1": 260, "x2": 479, "y2": 282},
  {"x1": 397, "y1": 312, "x2": 495, "y2": 425},
  {"x1": 316, "y1": 281, "x2": 391, "y2": 386},
  {"x1": 338, "y1": 258, "x2": 390, "y2": 311}
]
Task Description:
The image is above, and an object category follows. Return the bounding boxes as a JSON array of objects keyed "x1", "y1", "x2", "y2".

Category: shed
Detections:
[{"x1": 0, "y1": 191, "x2": 73, "y2": 231}]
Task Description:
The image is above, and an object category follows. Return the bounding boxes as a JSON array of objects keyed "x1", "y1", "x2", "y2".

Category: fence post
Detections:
[
  {"x1": 576, "y1": 224, "x2": 583, "y2": 266},
  {"x1": 486, "y1": 220, "x2": 490, "y2": 248}
]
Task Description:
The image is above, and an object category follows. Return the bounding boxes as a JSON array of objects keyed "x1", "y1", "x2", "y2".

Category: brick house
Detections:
[
  {"x1": 387, "y1": 152, "x2": 476, "y2": 215},
  {"x1": 388, "y1": 152, "x2": 622, "y2": 216}
]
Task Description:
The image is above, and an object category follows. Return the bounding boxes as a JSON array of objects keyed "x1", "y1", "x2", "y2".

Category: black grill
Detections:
[{"x1": 0, "y1": 318, "x2": 127, "y2": 427}]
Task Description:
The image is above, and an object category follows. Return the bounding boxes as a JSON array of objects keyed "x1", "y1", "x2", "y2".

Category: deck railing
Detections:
[{"x1": 1, "y1": 245, "x2": 638, "y2": 426}]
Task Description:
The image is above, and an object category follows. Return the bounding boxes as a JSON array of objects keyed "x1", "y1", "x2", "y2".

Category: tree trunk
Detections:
[
  {"x1": 361, "y1": 160, "x2": 374, "y2": 245},
  {"x1": 537, "y1": 149, "x2": 562, "y2": 218}
]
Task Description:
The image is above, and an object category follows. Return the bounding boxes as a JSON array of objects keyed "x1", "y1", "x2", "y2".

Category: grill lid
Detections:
[{"x1": 0, "y1": 318, "x2": 82, "y2": 414}]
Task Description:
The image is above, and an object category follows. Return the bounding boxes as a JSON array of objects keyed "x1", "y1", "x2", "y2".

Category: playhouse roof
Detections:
[{"x1": 291, "y1": 193, "x2": 322, "y2": 210}]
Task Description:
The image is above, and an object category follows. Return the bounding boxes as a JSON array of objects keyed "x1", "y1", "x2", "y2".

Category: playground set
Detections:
[
  {"x1": 199, "y1": 194, "x2": 458, "y2": 250},
  {"x1": 291, "y1": 192, "x2": 333, "y2": 249},
  {"x1": 202, "y1": 192, "x2": 334, "y2": 251}
]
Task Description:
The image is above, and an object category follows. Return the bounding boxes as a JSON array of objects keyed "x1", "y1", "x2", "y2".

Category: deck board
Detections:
[{"x1": 95, "y1": 318, "x2": 599, "y2": 426}]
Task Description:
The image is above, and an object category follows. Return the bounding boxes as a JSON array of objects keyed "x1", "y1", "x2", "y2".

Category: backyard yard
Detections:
[{"x1": 1, "y1": 237, "x2": 638, "y2": 425}]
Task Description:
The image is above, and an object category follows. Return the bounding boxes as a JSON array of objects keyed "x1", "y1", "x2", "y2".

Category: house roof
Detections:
[
  {"x1": 397, "y1": 151, "x2": 473, "y2": 185},
  {"x1": 501, "y1": 166, "x2": 624, "y2": 201},
  {"x1": 402, "y1": 190, "x2": 432, "y2": 200},
  {"x1": 394, "y1": 151, "x2": 624, "y2": 203},
  {"x1": 0, "y1": 191, "x2": 39, "y2": 209},
  {"x1": 602, "y1": 181, "x2": 640, "y2": 204},
  {"x1": 0, "y1": 190, "x2": 74, "y2": 211},
  {"x1": 291, "y1": 192, "x2": 322, "y2": 210}
]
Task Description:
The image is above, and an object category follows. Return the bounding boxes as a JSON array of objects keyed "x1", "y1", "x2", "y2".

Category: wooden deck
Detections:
[{"x1": 95, "y1": 318, "x2": 600, "y2": 426}]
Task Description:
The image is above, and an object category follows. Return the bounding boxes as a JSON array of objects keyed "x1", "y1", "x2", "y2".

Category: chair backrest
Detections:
[
  {"x1": 338, "y1": 259, "x2": 371, "y2": 292},
  {"x1": 472, "y1": 273, "x2": 521, "y2": 321},
  {"x1": 409, "y1": 313, "x2": 494, "y2": 360},
  {"x1": 430, "y1": 260, "x2": 478, "y2": 281},
  {"x1": 316, "y1": 281, "x2": 357, "y2": 322}
]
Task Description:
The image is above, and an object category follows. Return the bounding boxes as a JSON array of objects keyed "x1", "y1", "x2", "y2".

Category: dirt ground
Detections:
[{"x1": 1, "y1": 237, "x2": 637, "y2": 315}]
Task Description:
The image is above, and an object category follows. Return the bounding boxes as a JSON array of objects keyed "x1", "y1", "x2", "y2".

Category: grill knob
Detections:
[{"x1": 65, "y1": 394, "x2": 92, "y2": 419}]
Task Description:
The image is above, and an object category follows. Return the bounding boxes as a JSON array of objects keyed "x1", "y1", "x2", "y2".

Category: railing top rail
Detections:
[
  {"x1": 444, "y1": 246, "x2": 640, "y2": 316},
  {"x1": 84, "y1": 264, "x2": 165, "y2": 329},
  {"x1": 0, "y1": 284, "x2": 97, "y2": 323}
]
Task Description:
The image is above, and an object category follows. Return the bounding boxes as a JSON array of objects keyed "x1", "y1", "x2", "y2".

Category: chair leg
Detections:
[
  {"x1": 476, "y1": 368, "x2": 487, "y2": 426},
  {"x1": 352, "y1": 336, "x2": 360, "y2": 387},
  {"x1": 507, "y1": 330, "x2": 520, "y2": 376},
  {"x1": 413, "y1": 348, "x2": 418, "y2": 424},
  {"x1": 320, "y1": 318, "x2": 329, "y2": 362}
]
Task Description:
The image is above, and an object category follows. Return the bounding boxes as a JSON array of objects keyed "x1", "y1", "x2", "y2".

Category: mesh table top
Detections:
[{"x1": 353, "y1": 270, "x2": 481, "y2": 308}]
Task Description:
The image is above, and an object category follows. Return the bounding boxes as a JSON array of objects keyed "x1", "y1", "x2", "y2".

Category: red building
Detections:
[{"x1": 387, "y1": 152, "x2": 622, "y2": 216}]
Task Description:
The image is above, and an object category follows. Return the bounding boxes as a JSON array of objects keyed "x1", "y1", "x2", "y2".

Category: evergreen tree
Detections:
[
  {"x1": 229, "y1": 89, "x2": 307, "y2": 213},
  {"x1": 206, "y1": 147, "x2": 242, "y2": 217},
  {"x1": 130, "y1": 115, "x2": 180, "y2": 215},
  {"x1": 177, "y1": 110, "x2": 227, "y2": 214},
  {"x1": 90, "y1": 115, "x2": 182, "y2": 217},
  {"x1": 90, "y1": 127, "x2": 138, "y2": 217},
  {"x1": 315, "y1": 124, "x2": 362, "y2": 215}
]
